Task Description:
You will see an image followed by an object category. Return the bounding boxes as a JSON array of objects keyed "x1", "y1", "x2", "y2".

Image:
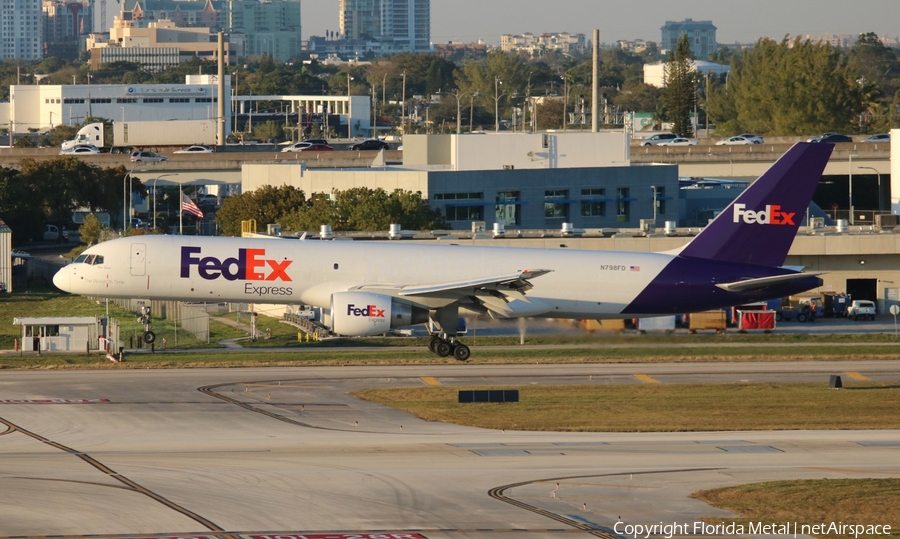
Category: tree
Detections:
[
  {"x1": 79, "y1": 213, "x2": 103, "y2": 246},
  {"x1": 215, "y1": 185, "x2": 307, "y2": 236},
  {"x1": 662, "y1": 34, "x2": 696, "y2": 137}
]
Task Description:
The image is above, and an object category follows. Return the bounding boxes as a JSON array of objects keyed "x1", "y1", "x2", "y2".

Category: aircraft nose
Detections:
[{"x1": 52, "y1": 265, "x2": 70, "y2": 292}]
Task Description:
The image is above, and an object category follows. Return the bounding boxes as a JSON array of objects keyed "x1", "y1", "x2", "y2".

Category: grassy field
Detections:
[
  {"x1": 693, "y1": 479, "x2": 900, "y2": 537},
  {"x1": 353, "y1": 383, "x2": 900, "y2": 431}
]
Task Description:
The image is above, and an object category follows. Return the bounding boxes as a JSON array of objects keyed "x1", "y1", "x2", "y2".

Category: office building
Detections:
[
  {"x1": 2, "y1": 0, "x2": 43, "y2": 59},
  {"x1": 42, "y1": 0, "x2": 91, "y2": 59},
  {"x1": 660, "y1": 18, "x2": 716, "y2": 58},
  {"x1": 335, "y1": 0, "x2": 429, "y2": 53}
]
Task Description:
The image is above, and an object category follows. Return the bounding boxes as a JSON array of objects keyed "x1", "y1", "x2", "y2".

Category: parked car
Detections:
[
  {"x1": 657, "y1": 137, "x2": 698, "y2": 146},
  {"x1": 716, "y1": 136, "x2": 756, "y2": 146},
  {"x1": 281, "y1": 142, "x2": 313, "y2": 153},
  {"x1": 174, "y1": 145, "x2": 215, "y2": 154},
  {"x1": 847, "y1": 300, "x2": 876, "y2": 320},
  {"x1": 130, "y1": 150, "x2": 169, "y2": 162},
  {"x1": 736, "y1": 133, "x2": 765, "y2": 144},
  {"x1": 862, "y1": 133, "x2": 890, "y2": 143},
  {"x1": 60, "y1": 144, "x2": 100, "y2": 155},
  {"x1": 350, "y1": 139, "x2": 390, "y2": 151},
  {"x1": 639, "y1": 133, "x2": 679, "y2": 146}
]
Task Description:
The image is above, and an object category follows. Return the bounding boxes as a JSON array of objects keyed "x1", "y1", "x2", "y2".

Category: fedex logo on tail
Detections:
[
  {"x1": 180, "y1": 246, "x2": 292, "y2": 281},
  {"x1": 732, "y1": 203, "x2": 795, "y2": 226},
  {"x1": 347, "y1": 304, "x2": 386, "y2": 317}
]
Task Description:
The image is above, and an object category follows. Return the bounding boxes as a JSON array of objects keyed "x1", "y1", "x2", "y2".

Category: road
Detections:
[{"x1": 1, "y1": 362, "x2": 898, "y2": 539}]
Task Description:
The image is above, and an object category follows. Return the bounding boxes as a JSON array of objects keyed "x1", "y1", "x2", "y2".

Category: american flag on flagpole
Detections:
[{"x1": 181, "y1": 193, "x2": 204, "y2": 218}]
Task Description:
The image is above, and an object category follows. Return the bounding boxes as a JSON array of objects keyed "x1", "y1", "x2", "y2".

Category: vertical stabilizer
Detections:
[{"x1": 678, "y1": 143, "x2": 833, "y2": 266}]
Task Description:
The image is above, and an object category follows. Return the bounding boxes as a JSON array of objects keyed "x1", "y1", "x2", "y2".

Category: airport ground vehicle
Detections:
[
  {"x1": 60, "y1": 120, "x2": 218, "y2": 154},
  {"x1": 847, "y1": 300, "x2": 876, "y2": 320}
]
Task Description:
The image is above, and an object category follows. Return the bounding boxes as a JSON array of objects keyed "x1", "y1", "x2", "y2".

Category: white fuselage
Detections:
[{"x1": 55, "y1": 236, "x2": 675, "y2": 319}]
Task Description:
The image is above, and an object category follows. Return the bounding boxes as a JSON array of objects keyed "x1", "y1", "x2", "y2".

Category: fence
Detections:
[{"x1": 181, "y1": 303, "x2": 210, "y2": 344}]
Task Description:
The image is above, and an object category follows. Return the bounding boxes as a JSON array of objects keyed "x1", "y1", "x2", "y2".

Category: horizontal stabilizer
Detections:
[{"x1": 715, "y1": 272, "x2": 822, "y2": 293}]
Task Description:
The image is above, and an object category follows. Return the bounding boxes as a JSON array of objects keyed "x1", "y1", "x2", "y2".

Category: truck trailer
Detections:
[{"x1": 61, "y1": 120, "x2": 218, "y2": 154}]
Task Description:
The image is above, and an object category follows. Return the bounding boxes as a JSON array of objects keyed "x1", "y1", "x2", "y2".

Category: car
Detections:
[
  {"x1": 60, "y1": 144, "x2": 100, "y2": 155},
  {"x1": 847, "y1": 300, "x2": 876, "y2": 321},
  {"x1": 862, "y1": 133, "x2": 890, "y2": 143},
  {"x1": 806, "y1": 132, "x2": 841, "y2": 142},
  {"x1": 174, "y1": 145, "x2": 215, "y2": 154},
  {"x1": 350, "y1": 139, "x2": 390, "y2": 151},
  {"x1": 639, "y1": 133, "x2": 679, "y2": 147},
  {"x1": 130, "y1": 150, "x2": 169, "y2": 162},
  {"x1": 296, "y1": 143, "x2": 334, "y2": 152},
  {"x1": 715, "y1": 136, "x2": 756, "y2": 146},
  {"x1": 736, "y1": 133, "x2": 765, "y2": 144},
  {"x1": 281, "y1": 142, "x2": 313, "y2": 153},
  {"x1": 303, "y1": 138, "x2": 329, "y2": 146},
  {"x1": 810, "y1": 134, "x2": 853, "y2": 144},
  {"x1": 130, "y1": 218, "x2": 148, "y2": 230},
  {"x1": 657, "y1": 137, "x2": 698, "y2": 146}
]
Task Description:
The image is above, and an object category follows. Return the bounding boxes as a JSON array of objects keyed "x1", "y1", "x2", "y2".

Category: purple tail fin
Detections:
[{"x1": 679, "y1": 142, "x2": 833, "y2": 267}]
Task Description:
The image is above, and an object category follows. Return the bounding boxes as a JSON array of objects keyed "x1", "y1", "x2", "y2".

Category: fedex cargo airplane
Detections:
[{"x1": 54, "y1": 143, "x2": 833, "y2": 360}]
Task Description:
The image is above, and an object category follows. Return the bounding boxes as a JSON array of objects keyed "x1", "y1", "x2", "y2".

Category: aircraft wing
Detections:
[
  {"x1": 354, "y1": 269, "x2": 553, "y2": 317},
  {"x1": 715, "y1": 272, "x2": 822, "y2": 293}
]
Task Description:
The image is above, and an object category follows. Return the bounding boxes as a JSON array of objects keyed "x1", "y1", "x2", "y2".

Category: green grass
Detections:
[
  {"x1": 693, "y1": 479, "x2": 900, "y2": 537},
  {"x1": 353, "y1": 383, "x2": 900, "y2": 431}
]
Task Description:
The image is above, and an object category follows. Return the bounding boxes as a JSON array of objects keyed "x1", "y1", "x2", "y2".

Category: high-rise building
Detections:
[
  {"x1": 2, "y1": 0, "x2": 43, "y2": 59},
  {"x1": 339, "y1": 0, "x2": 378, "y2": 40},
  {"x1": 660, "y1": 18, "x2": 716, "y2": 58},
  {"x1": 380, "y1": 0, "x2": 429, "y2": 52},
  {"x1": 42, "y1": 0, "x2": 91, "y2": 59},
  {"x1": 338, "y1": 0, "x2": 429, "y2": 53}
]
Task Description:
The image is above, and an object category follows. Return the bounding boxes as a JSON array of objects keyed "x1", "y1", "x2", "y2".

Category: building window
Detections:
[
  {"x1": 169, "y1": 97, "x2": 190, "y2": 103},
  {"x1": 117, "y1": 98, "x2": 137, "y2": 103},
  {"x1": 617, "y1": 187, "x2": 630, "y2": 222},
  {"x1": 544, "y1": 189, "x2": 569, "y2": 219},
  {"x1": 653, "y1": 186, "x2": 666, "y2": 216},
  {"x1": 495, "y1": 191, "x2": 521, "y2": 226},
  {"x1": 143, "y1": 98, "x2": 163, "y2": 103},
  {"x1": 581, "y1": 188, "x2": 606, "y2": 217},
  {"x1": 446, "y1": 205, "x2": 484, "y2": 221},
  {"x1": 434, "y1": 192, "x2": 483, "y2": 201}
]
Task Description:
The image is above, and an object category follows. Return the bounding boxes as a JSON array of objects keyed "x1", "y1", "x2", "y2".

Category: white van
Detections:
[{"x1": 43, "y1": 224, "x2": 69, "y2": 242}]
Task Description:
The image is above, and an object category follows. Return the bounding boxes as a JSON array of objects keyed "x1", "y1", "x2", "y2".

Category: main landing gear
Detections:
[{"x1": 428, "y1": 334, "x2": 470, "y2": 361}]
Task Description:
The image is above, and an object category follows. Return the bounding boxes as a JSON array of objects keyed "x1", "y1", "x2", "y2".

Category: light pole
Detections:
[
  {"x1": 445, "y1": 90, "x2": 481, "y2": 134},
  {"x1": 857, "y1": 166, "x2": 882, "y2": 214},
  {"x1": 123, "y1": 164, "x2": 141, "y2": 233},
  {"x1": 400, "y1": 72, "x2": 407, "y2": 135},
  {"x1": 371, "y1": 84, "x2": 377, "y2": 138},
  {"x1": 561, "y1": 73, "x2": 568, "y2": 132},
  {"x1": 153, "y1": 173, "x2": 178, "y2": 231},
  {"x1": 346, "y1": 73, "x2": 354, "y2": 139},
  {"x1": 849, "y1": 154, "x2": 858, "y2": 224},
  {"x1": 86, "y1": 72, "x2": 92, "y2": 119},
  {"x1": 651, "y1": 185, "x2": 657, "y2": 224},
  {"x1": 494, "y1": 76, "x2": 502, "y2": 132}
]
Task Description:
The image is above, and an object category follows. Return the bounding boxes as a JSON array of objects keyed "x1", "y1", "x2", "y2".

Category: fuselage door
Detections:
[{"x1": 130, "y1": 243, "x2": 146, "y2": 276}]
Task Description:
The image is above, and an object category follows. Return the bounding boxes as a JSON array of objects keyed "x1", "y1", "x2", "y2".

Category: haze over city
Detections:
[{"x1": 302, "y1": 0, "x2": 900, "y2": 45}]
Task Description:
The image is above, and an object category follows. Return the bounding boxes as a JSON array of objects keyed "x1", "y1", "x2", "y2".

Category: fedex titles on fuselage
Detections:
[
  {"x1": 180, "y1": 246, "x2": 294, "y2": 296},
  {"x1": 732, "y1": 203, "x2": 795, "y2": 225}
]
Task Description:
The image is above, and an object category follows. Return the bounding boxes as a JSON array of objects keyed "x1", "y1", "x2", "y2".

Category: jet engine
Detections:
[{"x1": 330, "y1": 291, "x2": 429, "y2": 336}]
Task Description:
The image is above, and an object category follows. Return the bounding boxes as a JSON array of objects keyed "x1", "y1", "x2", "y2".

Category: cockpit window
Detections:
[
  {"x1": 92, "y1": 255, "x2": 104, "y2": 265},
  {"x1": 74, "y1": 255, "x2": 88, "y2": 263},
  {"x1": 85, "y1": 255, "x2": 96, "y2": 265}
]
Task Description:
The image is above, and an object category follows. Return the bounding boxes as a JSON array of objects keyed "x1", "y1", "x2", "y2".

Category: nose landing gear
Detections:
[{"x1": 428, "y1": 334, "x2": 470, "y2": 361}]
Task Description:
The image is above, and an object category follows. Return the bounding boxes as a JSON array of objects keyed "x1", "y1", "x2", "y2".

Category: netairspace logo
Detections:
[
  {"x1": 613, "y1": 521, "x2": 892, "y2": 538},
  {"x1": 732, "y1": 203, "x2": 795, "y2": 225}
]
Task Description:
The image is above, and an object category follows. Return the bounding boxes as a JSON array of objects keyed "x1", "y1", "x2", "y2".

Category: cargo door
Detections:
[{"x1": 130, "y1": 243, "x2": 146, "y2": 276}]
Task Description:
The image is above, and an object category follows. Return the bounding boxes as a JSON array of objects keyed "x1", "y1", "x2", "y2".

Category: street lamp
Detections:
[
  {"x1": 123, "y1": 163, "x2": 141, "y2": 233},
  {"x1": 849, "y1": 154, "x2": 858, "y2": 224},
  {"x1": 493, "y1": 76, "x2": 505, "y2": 132},
  {"x1": 445, "y1": 90, "x2": 481, "y2": 134},
  {"x1": 857, "y1": 166, "x2": 882, "y2": 214},
  {"x1": 346, "y1": 73, "x2": 354, "y2": 139},
  {"x1": 153, "y1": 173, "x2": 178, "y2": 231},
  {"x1": 400, "y1": 72, "x2": 407, "y2": 135},
  {"x1": 561, "y1": 73, "x2": 569, "y2": 132}
]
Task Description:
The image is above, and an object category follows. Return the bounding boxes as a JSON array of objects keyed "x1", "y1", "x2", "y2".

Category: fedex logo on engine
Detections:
[
  {"x1": 732, "y1": 203, "x2": 795, "y2": 225},
  {"x1": 347, "y1": 304, "x2": 385, "y2": 318},
  {"x1": 180, "y1": 246, "x2": 292, "y2": 281}
]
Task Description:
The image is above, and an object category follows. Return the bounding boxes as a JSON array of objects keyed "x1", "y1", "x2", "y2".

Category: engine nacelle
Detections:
[{"x1": 330, "y1": 291, "x2": 429, "y2": 336}]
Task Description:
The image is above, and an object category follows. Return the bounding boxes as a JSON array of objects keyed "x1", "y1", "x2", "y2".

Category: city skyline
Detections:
[{"x1": 302, "y1": 0, "x2": 900, "y2": 46}]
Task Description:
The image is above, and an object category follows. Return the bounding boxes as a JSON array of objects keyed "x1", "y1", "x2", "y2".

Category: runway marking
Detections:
[
  {"x1": 0, "y1": 398, "x2": 110, "y2": 404},
  {"x1": 844, "y1": 371, "x2": 870, "y2": 381},
  {"x1": 0, "y1": 415, "x2": 228, "y2": 534},
  {"x1": 421, "y1": 376, "x2": 442, "y2": 386},
  {"x1": 633, "y1": 374, "x2": 660, "y2": 384},
  {"x1": 240, "y1": 383, "x2": 330, "y2": 389},
  {"x1": 805, "y1": 466, "x2": 900, "y2": 475}
]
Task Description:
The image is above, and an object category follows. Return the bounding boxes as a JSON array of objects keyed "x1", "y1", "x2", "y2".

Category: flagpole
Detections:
[{"x1": 179, "y1": 185, "x2": 183, "y2": 235}]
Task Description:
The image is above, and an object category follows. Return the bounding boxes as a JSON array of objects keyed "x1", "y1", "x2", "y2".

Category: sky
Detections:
[{"x1": 300, "y1": 0, "x2": 900, "y2": 45}]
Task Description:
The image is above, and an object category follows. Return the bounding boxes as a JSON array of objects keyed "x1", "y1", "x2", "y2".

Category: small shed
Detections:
[{"x1": 13, "y1": 317, "x2": 100, "y2": 352}]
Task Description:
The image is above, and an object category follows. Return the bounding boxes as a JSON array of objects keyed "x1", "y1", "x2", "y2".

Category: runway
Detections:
[{"x1": 1, "y1": 362, "x2": 898, "y2": 539}]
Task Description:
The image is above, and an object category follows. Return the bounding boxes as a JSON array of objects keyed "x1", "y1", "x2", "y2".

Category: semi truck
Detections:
[{"x1": 61, "y1": 120, "x2": 218, "y2": 154}]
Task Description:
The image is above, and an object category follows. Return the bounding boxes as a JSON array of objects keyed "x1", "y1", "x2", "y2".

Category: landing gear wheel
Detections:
[
  {"x1": 436, "y1": 341, "x2": 452, "y2": 357},
  {"x1": 143, "y1": 331, "x2": 156, "y2": 344},
  {"x1": 428, "y1": 335, "x2": 442, "y2": 354},
  {"x1": 453, "y1": 344, "x2": 470, "y2": 361}
]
